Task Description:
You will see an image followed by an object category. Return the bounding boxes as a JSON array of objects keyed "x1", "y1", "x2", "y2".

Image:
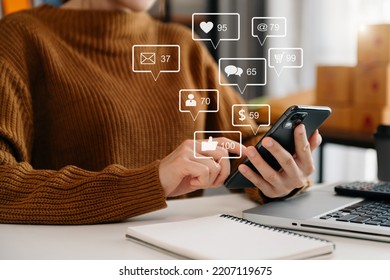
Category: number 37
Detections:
[{"x1": 161, "y1": 55, "x2": 171, "y2": 63}]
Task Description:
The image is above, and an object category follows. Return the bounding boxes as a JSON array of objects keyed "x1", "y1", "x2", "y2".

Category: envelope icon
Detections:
[{"x1": 140, "y1": 52, "x2": 156, "y2": 65}]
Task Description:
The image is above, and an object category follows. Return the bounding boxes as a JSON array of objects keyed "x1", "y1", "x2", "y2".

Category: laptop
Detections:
[{"x1": 243, "y1": 184, "x2": 390, "y2": 242}]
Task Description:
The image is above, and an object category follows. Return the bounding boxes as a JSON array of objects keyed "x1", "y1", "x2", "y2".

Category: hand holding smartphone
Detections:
[{"x1": 224, "y1": 105, "x2": 331, "y2": 189}]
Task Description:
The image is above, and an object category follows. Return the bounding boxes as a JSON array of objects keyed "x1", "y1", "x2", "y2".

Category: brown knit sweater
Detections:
[{"x1": 0, "y1": 5, "x2": 267, "y2": 225}]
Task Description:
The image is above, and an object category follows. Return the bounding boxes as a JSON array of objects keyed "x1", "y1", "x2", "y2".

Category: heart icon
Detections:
[{"x1": 200, "y1": 21, "x2": 214, "y2": 34}]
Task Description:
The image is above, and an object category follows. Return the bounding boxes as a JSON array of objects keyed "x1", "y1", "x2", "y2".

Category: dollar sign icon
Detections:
[{"x1": 238, "y1": 108, "x2": 246, "y2": 121}]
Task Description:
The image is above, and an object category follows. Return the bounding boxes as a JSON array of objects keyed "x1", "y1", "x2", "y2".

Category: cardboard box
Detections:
[
  {"x1": 351, "y1": 106, "x2": 390, "y2": 134},
  {"x1": 316, "y1": 104, "x2": 353, "y2": 132},
  {"x1": 316, "y1": 66, "x2": 353, "y2": 105},
  {"x1": 354, "y1": 63, "x2": 390, "y2": 106},
  {"x1": 358, "y1": 24, "x2": 390, "y2": 64}
]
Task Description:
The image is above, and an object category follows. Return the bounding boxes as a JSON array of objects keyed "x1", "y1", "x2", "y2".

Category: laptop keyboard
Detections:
[{"x1": 319, "y1": 200, "x2": 390, "y2": 227}]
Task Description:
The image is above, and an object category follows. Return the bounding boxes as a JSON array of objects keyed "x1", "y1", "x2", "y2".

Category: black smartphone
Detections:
[{"x1": 225, "y1": 105, "x2": 331, "y2": 189}]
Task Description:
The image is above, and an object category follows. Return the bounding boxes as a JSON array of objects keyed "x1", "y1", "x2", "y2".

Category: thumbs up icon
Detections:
[{"x1": 201, "y1": 136, "x2": 218, "y2": 151}]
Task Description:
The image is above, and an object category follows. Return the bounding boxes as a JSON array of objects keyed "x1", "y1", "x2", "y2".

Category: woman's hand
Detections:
[
  {"x1": 159, "y1": 138, "x2": 242, "y2": 197},
  {"x1": 238, "y1": 124, "x2": 322, "y2": 198}
]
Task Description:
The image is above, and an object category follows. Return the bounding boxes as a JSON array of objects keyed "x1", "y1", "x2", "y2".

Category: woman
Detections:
[{"x1": 0, "y1": 0, "x2": 321, "y2": 224}]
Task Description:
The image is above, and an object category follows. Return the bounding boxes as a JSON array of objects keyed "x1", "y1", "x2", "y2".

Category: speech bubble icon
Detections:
[
  {"x1": 219, "y1": 58, "x2": 267, "y2": 94},
  {"x1": 224, "y1": 65, "x2": 237, "y2": 77},
  {"x1": 179, "y1": 89, "x2": 219, "y2": 121},
  {"x1": 224, "y1": 65, "x2": 244, "y2": 77},
  {"x1": 235, "y1": 67, "x2": 243, "y2": 77},
  {"x1": 192, "y1": 13, "x2": 240, "y2": 49},
  {"x1": 132, "y1": 45, "x2": 180, "y2": 81},
  {"x1": 193, "y1": 131, "x2": 242, "y2": 164},
  {"x1": 252, "y1": 17, "x2": 287, "y2": 46},
  {"x1": 232, "y1": 104, "x2": 271, "y2": 135},
  {"x1": 268, "y1": 48, "x2": 303, "y2": 76}
]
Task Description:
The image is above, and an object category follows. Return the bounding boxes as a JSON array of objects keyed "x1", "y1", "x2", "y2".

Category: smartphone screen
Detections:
[{"x1": 225, "y1": 105, "x2": 331, "y2": 189}]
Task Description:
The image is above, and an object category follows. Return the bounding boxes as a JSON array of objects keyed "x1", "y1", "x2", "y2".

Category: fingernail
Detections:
[
  {"x1": 239, "y1": 164, "x2": 248, "y2": 174},
  {"x1": 263, "y1": 138, "x2": 273, "y2": 148},
  {"x1": 190, "y1": 178, "x2": 200, "y2": 186},
  {"x1": 298, "y1": 124, "x2": 305, "y2": 134},
  {"x1": 317, "y1": 133, "x2": 322, "y2": 145},
  {"x1": 247, "y1": 147, "x2": 256, "y2": 158}
]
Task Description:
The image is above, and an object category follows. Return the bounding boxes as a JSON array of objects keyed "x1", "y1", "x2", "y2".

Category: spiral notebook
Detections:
[{"x1": 125, "y1": 214, "x2": 335, "y2": 259}]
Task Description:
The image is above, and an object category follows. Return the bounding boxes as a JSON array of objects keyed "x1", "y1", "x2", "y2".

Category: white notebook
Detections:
[{"x1": 126, "y1": 214, "x2": 335, "y2": 259}]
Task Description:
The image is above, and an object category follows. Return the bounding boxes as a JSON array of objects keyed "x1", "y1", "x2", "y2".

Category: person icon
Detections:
[{"x1": 185, "y1": 94, "x2": 197, "y2": 107}]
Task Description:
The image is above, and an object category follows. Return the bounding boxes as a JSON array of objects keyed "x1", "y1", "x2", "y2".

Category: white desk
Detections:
[{"x1": 1, "y1": 189, "x2": 389, "y2": 260}]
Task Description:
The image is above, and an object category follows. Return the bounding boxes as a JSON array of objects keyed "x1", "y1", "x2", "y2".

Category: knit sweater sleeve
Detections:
[
  {"x1": 0, "y1": 61, "x2": 166, "y2": 225},
  {"x1": 0, "y1": 19, "x2": 167, "y2": 225}
]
